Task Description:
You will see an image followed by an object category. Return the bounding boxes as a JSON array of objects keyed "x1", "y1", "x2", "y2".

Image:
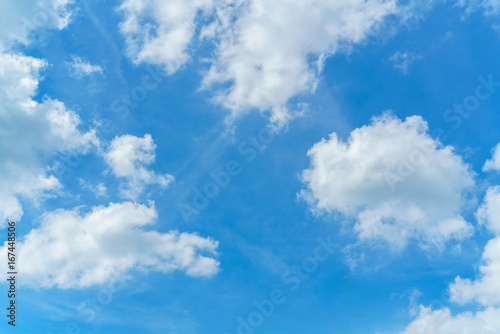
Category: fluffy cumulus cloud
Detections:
[
  {"x1": 202, "y1": 0, "x2": 400, "y2": 125},
  {"x1": 119, "y1": 0, "x2": 215, "y2": 74},
  {"x1": 0, "y1": 202, "x2": 219, "y2": 288},
  {"x1": 300, "y1": 113, "x2": 475, "y2": 248},
  {"x1": 0, "y1": 0, "x2": 100, "y2": 225},
  {"x1": 401, "y1": 186, "x2": 500, "y2": 333},
  {"x1": 0, "y1": 52, "x2": 97, "y2": 225},
  {"x1": 450, "y1": 236, "x2": 500, "y2": 307},
  {"x1": 400, "y1": 306, "x2": 500, "y2": 334},
  {"x1": 476, "y1": 186, "x2": 500, "y2": 234},
  {"x1": 118, "y1": 0, "x2": 402, "y2": 125},
  {"x1": 0, "y1": 0, "x2": 73, "y2": 51},
  {"x1": 449, "y1": 187, "x2": 500, "y2": 306},
  {"x1": 483, "y1": 143, "x2": 500, "y2": 172},
  {"x1": 104, "y1": 134, "x2": 174, "y2": 199}
]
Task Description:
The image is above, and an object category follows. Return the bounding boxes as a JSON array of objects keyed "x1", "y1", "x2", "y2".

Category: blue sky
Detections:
[{"x1": 1, "y1": 0, "x2": 500, "y2": 333}]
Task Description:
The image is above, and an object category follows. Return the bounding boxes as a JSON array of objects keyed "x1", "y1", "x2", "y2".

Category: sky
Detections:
[{"x1": 1, "y1": 0, "x2": 500, "y2": 333}]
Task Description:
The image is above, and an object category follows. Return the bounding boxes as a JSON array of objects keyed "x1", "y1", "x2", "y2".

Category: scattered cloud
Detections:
[
  {"x1": 78, "y1": 178, "x2": 108, "y2": 197},
  {"x1": 104, "y1": 134, "x2": 174, "y2": 199},
  {"x1": 401, "y1": 306, "x2": 500, "y2": 334},
  {"x1": 476, "y1": 186, "x2": 500, "y2": 234},
  {"x1": 0, "y1": 0, "x2": 73, "y2": 51},
  {"x1": 402, "y1": 185, "x2": 500, "y2": 333},
  {"x1": 118, "y1": 0, "x2": 406, "y2": 125},
  {"x1": 455, "y1": 0, "x2": 500, "y2": 16},
  {"x1": 119, "y1": 0, "x2": 215, "y2": 74},
  {"x1": 66, "y1": 56, "x2": 103, "y2": 79},
  {"x1": 118, "y1": 0, "x2": 500, "y2": 126},
  {"x1": 483, "y1": 143, "x2": 500, "y2": 171},
  {"x1": 0, "y1": 202, "x2": 219, "y2": 288},
  {"x1": 0, "y1": 52, "x2": 98, "y2": 225},
  {"x1": 202, "y1": 0, "x2": 401, "y2": 125},
  {"x1": 449, "y1": 186, "x2": 500, "y2": 306},
  {"x1": 300, "y1": 113, "x2": 475, "y2": 249},
  {"x1": 450, "y1": 235, "x2": 500, "y2": 306},
  {"x1": 389, "y1": 50, "x2": 422, "y2": 74}
]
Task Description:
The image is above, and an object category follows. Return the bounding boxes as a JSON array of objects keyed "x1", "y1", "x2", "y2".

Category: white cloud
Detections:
[
  {"x1": 116, "y1": 0, "x2": 500, "y2": 125},
  {"x1": 0, "y1": 52, "x2": 98, "y2": 225},
  {"x1": 104, "y1": 134, "x2": 174, "y2": 199},
  {"x1": 449, "y1": 187, "x2": 500, "y2": 306},
  {"x1": 202, "y1": 0, "x2": 400, "y2": 125},
  {"x1": 118, "y1": 0, "x2": 404, "y2": 125},
  {"x1": 389, "y1": 50, "x2": 421, "y2": 74},
  {"x1": 402, "y1": 186, "x2": 500, "y2": 333},
  {"x1": 0, "y1": 1, "x2": 219, "y2": 294},
  {"x1": 78, "y1": 179, "x2": 108, "y2": 197},
  {"x1": 401, "y1": 306, "x2": 500, "y2": 334},
  {"x1": 66, "y1": 56, "x2": 103, "y2": 78},
  {"x1": 0, "y1": 0, "x2": 73, "y2": 51},
  {"x1": 300, "y1": 113, "x2": 475, "y2": 248},
  {"x1": 0, "y1": 202, "x2": 219, "y2": 288},
  {"x1": 450, "y1": 236, "x2": 500, "y2": 307},
  {"x1": 483, "y1": 143, "x2": 500, "y2": 172},
  {"x1": 119, "y1": 0, "x2": 215, "y2": 74},
  {"x1": 0, "y1": 0, "x2": 97, "y2": 225},
  {"x1": 476, "y1": 186, "x2": 500, "y2": 234},
  {"x1": 455, "y1": 0, "x2": 500, "y2": 15}
]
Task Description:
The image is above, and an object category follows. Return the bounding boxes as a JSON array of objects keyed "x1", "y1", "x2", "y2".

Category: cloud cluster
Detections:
[
  {"x1": 0, "y1": 51, "x2": 97, "y2": 224},
  {"x1": 0, "y1": 202, "x2": 219, "y2": 288},
  {"x1": 0, "y1": 0, "x2": 100, "y2": 225},
  {"x1": 449, "y1": 187, "x2": 500, "y2": 307},
  {"x1": 202, "y1": 0, "x2": 400, "y2": 125},
  {"x1": 401, "y1": 185, "x2": 500, "y2": 333},
  {"x1": 0, "y1": 0, "x2": 73, "y2": 51},
  {"x1": 300, "y1": 113, "x2": 475, "y2": 248},
  {"x1": 104, "y1": 134, "x2": 174, "y2": 199},
  {"x1": 119, "y1": 0, "x2": 215, "y2": 74},
  {"x1": 118, "y1": 0, "x2": 401, "y2": 125},
  {"x1": 0, "y1": 1, "x2": 221, "y2": 293}
]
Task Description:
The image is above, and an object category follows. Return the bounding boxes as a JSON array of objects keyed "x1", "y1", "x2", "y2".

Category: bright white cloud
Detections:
[
  {"x1": 0, "y1": 202, "x2": 219, "y2": 288},
  {"x1": 483, "y1": 143, "x2": 500, "y2": 172},
  {"x1": 0, "y1": 0, "x2": 97, "y2": 225},
  {"x1": 118, "y1": 0, "x2": 403, "y2": 125},
  {"x1": 450, "y1": 236, "x2": 500, "y2": 307},
  {"x1": 119, "y1": 0, "x2": 215, "y2": 74},
  {"x1": 401, "y1": 306, "x2": 500, "y2": 334},
  {"x1": 402, "y1": 186, "x2": 500, "y2": 333},
  {"x1": 300, "y1": 113, "x2": 475, "y2": 248},
  {"x1": 117, "y1": 0, "x2": 500, "y2": 125},
  {"x1": 0, "y1": 52, "x2": 97, "y2": 225},
  {"x1": 0, "y1": 0, "x2": 73, "y2": 51},
  {"x1": 104, "y1": 134, "x2": 174, "y2": 199},
  {"x1": 449, "y1": 187, "x2": 500, "y2": 306},
  {"x1": 202, "y1": 0, "x2": 400, "y2": 125},
  {"x1": 476, "y1": 186, "x2": 500, "y2": 234},
  {"x1": 66, "y1": 55, "x2": 103, "y2": 78}
]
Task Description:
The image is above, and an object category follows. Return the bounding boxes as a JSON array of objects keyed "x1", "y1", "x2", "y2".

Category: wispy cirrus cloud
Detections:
[{"x1": 66, "y1": 55, "x2": 103, "y2": 79}]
